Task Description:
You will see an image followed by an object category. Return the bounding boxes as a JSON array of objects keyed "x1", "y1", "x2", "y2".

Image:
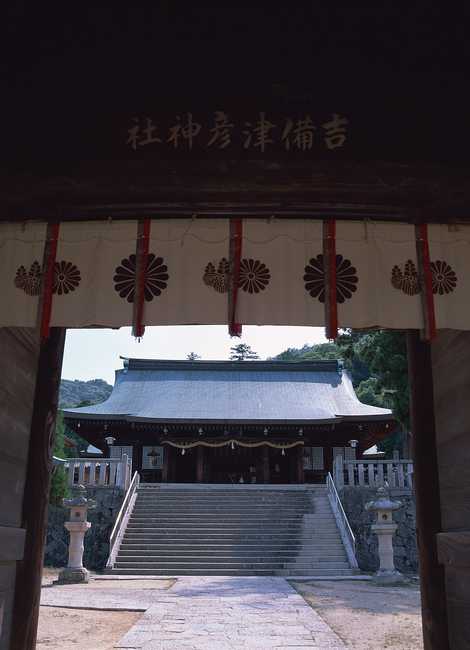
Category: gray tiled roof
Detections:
[{"x1": 63, "y1": 358, "x2": 392, "y2": 424}]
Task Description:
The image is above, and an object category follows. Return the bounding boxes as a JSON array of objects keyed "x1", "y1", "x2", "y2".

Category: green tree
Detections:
[
  {"x1": 230, "y1": 343, "x2": 259, "y2": 361},
  {"x1": 337, "y1": 330, "x2": 409, "y2": 456},
  {"x1": 49, "y1": 411, "x2": 70, "y2": 505},
  {"x1": 273, "y1": 342, "x2": 342, "y2": 362}
]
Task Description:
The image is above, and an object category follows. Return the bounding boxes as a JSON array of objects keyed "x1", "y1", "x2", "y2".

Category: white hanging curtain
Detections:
[{"x1": 1, "y1": 218, "x2": 468, "y2": 331}]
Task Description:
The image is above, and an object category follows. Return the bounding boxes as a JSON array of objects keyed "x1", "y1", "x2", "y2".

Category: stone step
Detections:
[
  {"x1": 277, "y1": 568, "x2": 355, "y2": 576},
  {"x1": 116, "y1": 551, "x2": 347, "y2": 560},
  {"x1": 122, "y1": 533, "x2": 342, "y2": 541},
  {"x1": 122, "y1": 539, "x2": 340, "y2": 547},
  {"x1": 121, "y1": 547, "x2": 344, "y2": 555},
  {"x1": 134, "y1": 502, "x2": 325, "y2": 506},
  {"x1": 136, "y1": 495, "x2": 316, "y2": 501},
  {"x1": 132, "y1": 511, "x2": 331, "y2": 517},
  {"x1": 124, "y1": 527, "x2": 337, "y2": 534},
  {"x1": 115, "y1": 560, "x2": 351, "y2": 571},
  {"x1": 128, "y1": 520, "x2": 337, "y2": 527},
  {"x1": 135, "y1": 503, "x2": 322, "y2": 506},
  {"x1": 134, "y1": 501, "x2": 319, "y2": 506},
  {"x1": 129, "y1": 515, "x2": 326, "y2": 527},
  {"x1": 110, "y1": 484, "x2": 354, "y2": 577},
  {"x1": 129, "y1": 516, "x2": 336, "y2": 528},
  {"x1": 110, "y1": 568, "x2": 284, "y2": 576},
  {"x1": 114, "y1": 561, "x2": 286, "y2": 570},
  {"x1": 130, "y1": 512, "x2": 317, "y2": 518},
  {"x1": 124, "y1": 527, "x2": 339, "y2": 534},
  {"x1": 118, "y1": 543, "x2": 344, "y2": 552},
  {"x1": 129, "y1": 515, "x2": 336, "y2": 528},
  {"x1": 284, "y1": 561, "x2": 350, "y2": 569},
  {"x1": 132, "y1": 506, "x2": 319, "y2": 513},
  {"x1": 116, "y1": 557, "x2": 348, "y2": 566},
  {"x1": 111, "y1": 568, "x2": 351, "y2": 577}
]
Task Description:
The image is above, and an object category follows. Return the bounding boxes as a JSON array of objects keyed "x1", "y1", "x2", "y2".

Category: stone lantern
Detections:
[
  {"x1": 57, "y1": 485, "x2": 96, "y2": 584},
  {"x1": 365, "y1": 486, "x2": 403, "y2": 584}
]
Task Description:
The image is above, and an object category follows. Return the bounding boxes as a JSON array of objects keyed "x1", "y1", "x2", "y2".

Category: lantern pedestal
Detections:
[
  {"x1": 366, "y1": 487, "x2": 404, "y2": 585},
  {"x1": 57, "y1": 485, "x2": 95, "y2": 584}
]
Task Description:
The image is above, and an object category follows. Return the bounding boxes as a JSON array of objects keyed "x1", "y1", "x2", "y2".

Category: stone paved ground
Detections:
[
  {"x1": 115, "y1": 577, "x2": 345, "y2": 650},
  {"x1": 41, "y1": 576, "x2": 345, "y2": 649}
]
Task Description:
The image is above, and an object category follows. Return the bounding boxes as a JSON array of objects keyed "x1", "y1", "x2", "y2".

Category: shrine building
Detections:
[{"x1": 63, "y1": 357, "x2": 394, "y2": 484}]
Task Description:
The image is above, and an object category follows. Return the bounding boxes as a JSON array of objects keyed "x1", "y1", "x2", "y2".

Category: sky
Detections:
[{"x1": 62, "y1": 326, "x2": 327, "y2": 384}]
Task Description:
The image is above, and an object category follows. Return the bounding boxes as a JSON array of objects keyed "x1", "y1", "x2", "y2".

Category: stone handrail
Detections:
[
  {"x1": 106, "y1": 470, "x2": 140, "y2": 570},
  {"x1": 326, "y1": 472, "x2": 359, "y2": 570},
  {"x1": 60, "y1": 455, "x2": 132, "y2": 490},
  {"x1": 334, "y1": 457, "x2": 413, "y2": 490}
]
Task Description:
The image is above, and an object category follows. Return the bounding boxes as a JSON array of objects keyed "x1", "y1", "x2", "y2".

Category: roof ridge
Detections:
[{"x1": 121, "y1": 357, "x2": 343, "y2": 372}]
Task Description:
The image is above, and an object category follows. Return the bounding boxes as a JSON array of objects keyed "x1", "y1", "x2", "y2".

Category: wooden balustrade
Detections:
[
  {"x1": 334, "y1": 457, "x2": 414, "y2": 490},
  {"x1": 61, "y1": 454, "x2": 131, "y2": 489}
]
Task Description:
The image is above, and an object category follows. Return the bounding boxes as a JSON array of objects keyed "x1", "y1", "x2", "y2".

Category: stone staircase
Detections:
[{"x1": 110, "y1": 484, "x2": 356, "y2": 576}]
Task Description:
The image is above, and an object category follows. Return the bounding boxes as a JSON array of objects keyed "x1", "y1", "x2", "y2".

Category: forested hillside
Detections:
[
  {"x1": 52, "y1": 379, "x2": 113, "y2": 503},
  {"x1": 59, "y1": 378, "x2": 112, "y2": 408}
]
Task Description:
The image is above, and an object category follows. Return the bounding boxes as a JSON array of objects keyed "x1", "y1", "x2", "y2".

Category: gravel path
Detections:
[{"x1": 291, "y1": 579, "x2": 423, "y2": 650}]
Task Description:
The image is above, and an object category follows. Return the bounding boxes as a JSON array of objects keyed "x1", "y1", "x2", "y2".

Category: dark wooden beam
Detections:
[
  {"x1": 262, "y1": 447, "x2": 270, "y2": 484},
  {"x1": 296, "y1": 447, "x2": 305, "y2": 484},
  {"x1": 11, "y1": 327, "x2": 66, "y2": 650},
  {"x1": 196, "y1": 446, "x2": 204, "y2": 483},
  {"x1": 407, "y1": 331, "x2": 450, "y2": 650}
]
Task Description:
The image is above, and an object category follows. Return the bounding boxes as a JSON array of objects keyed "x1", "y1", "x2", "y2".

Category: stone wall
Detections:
[
  {"x1": 45, "y1": 487, "x2": 123, "y2": 571},
  {"x1": 340, "y1": 486, "x2": 418, "y2": 574},
  {"x1": 0, "y1": 328, "x2": 40, "y2": 650}
]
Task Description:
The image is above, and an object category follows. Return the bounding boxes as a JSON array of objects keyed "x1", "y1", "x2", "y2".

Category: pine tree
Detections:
[{"x1": 229, "y1": 343, "x2": 259, "y2": 361}]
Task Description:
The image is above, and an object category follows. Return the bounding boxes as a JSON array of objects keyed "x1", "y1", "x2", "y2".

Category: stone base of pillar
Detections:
[
  {"x1": 56, "y1": 567, "x2": 90, "y2": 584},
  {"x1": 373, "y1": 569, "x2": 404, "y2": 586}
]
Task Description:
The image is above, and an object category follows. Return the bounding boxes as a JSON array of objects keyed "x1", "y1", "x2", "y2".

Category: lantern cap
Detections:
[{"x1": 365, "y1": 486, "x2": 402, "y2": 512}]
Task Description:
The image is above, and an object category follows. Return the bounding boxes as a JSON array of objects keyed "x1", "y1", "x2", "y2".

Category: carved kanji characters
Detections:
[
  {"x1": 281, "y1": 115, "x2": 316, "y2": 151},
  {"x1": 322, "y1": 113, "x2": 349, "y2": 149},
  {"x1": 167, "y1": 112, "x2": 202, "y2": 149},
  {"x1": 207, "y1": 111, "x2": 234, "y2": 149},
  {"x1": 243, "y1": 112, "x2": 276, "y2": 152},
  {"x1": 126, "y1": 117, "x2": 162, "y2": 150}
]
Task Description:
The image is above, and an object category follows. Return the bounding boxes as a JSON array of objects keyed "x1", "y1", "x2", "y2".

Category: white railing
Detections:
[
  {"x1": 106, "y1": 470, "x2": 140, "y2": 570},
  {"x1": 334, "y1": 457, "x2": 413, "y2": 490},
  {"x1": 55, "y1": 454, "x2": 132, "y2": 490},
  {"x1": 326, "y1": 472, "x2": 358, "y2": 570}
]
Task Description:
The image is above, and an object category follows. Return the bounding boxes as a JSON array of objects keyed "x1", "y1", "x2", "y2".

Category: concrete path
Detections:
[{"x1": 116, "y1": 576, "x2": 346, "y2": 650}]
